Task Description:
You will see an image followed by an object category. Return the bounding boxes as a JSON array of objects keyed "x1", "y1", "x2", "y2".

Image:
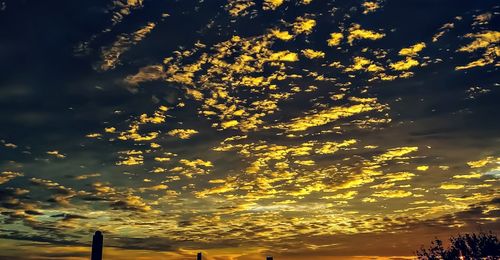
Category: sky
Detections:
[{"x1": 0, "y1": 0, "x2": 499, "y2": 259}]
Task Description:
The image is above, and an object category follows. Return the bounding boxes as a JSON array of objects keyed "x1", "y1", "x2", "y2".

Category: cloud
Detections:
[
  {"x1": 301, "y1": 49, "x2": 325, "y2": 59},
  {"x1": 50, "y1": 213, "x2": 88, "y2": 221},
  {"x1": 416, "y1": 165, "x2": 429, "y2": 171},
  {"x1": 271, "y1": 29, "x2": 294, "y2": 41},
  {"x1": 347, "y1": 24, "x2": 385, "y2": 45},
  {"x1": 116, "y1": 150, "x2": 144, "y2": 166},
  {"x1": 74, "y1": 173, "x2": 101, "y2": 180},
  {"x1": 46, "y1": 151, "x2": 66, "y2": 159},
  {"x1": 225, "y1": 0, "x2": 255, "y2": 17},
  {"x1": 277, "y1": 102, "x2": 386, "y2": 132},
  {"x1": 381, "y1": 172, "x2": 415, "y2": 182},
  {"x1": 467, "y1": 156, "x2": 495, "y2": 168},
  {"x1": 100, "y1": 22, "x2": 156, "y2": 71},
  {"x1": 269, "y1": 51, "x2": 299, "y2": 62},
  {"x1": 389, "y1": 57, "x2": 419, "y2": 71},
  {"x1": 263, "y1": 0, "x2": 284, "y2": 11},
  {"x1": 29, "y1": 178, "x2": 77, "y2": 206},
  {"x1": 452, "y1": 172, "x2": 482, "y2": 179},
  {"x1": 0, "y1": 171, "x2": 23, "y2": 185},
  {"x1": 168, "y1": 129, "x2": 199, "y2": 139},
  {"x1": 125, "y1": 65, "x2": 164, "y2": 86},
  {"x1": 362, "y1": 1, "x2": 381, "y2": 14},
  {"x1": 372, "y1": 190, "x2": 413, "y2": 198},
  {"x1": 111, "y1": 195, "x2": 152, "y2": 212},
  {"x1": 398, "y1": 43, "x2": 426, "y2": 57},
  {"x1": 327, "y1": 32, "x2": 344, "y2": 46},
  {"x1": 455, "y1": 30, "x2": 500, "y2": 70},
  {"x1": 293, "y1": 17, "x2": 316, "y2": 35},
  {"x1": 440, "y1": 183, "x2": 465, "y2": 190},
  {"x1": 345, "y1": 56, "x2": 384, "y2": 72}
]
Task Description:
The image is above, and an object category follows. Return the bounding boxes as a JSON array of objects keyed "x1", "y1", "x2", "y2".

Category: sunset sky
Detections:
[{"x1": 0, "y1": 0, "x2": 499, "y2": 259}]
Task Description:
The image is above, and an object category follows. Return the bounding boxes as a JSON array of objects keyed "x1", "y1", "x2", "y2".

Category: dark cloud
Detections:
[{"x1": 50, "y1": 213, "x2": 89, "y2": 221}]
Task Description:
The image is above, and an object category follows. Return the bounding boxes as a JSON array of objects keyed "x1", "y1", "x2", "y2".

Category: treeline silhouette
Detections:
[{"x1": 416, "y1": 231, "x2": 499, "y2": 260}]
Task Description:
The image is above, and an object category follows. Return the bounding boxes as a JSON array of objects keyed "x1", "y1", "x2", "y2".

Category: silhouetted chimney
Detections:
[
  {"x1": 266, "y1": 257, "x2": 273, "y2": 260},
  {"x1": 197, "y1": 252, "x2": 202, "y2": 260},
  {"x1": 91, "y1": 231, "x2": 103, "y2": 260}
]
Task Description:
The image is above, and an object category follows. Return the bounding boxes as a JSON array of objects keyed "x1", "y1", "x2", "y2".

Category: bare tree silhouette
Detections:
[{"x1": 416, "y1": 232, "x2": 499, "y2": 260}]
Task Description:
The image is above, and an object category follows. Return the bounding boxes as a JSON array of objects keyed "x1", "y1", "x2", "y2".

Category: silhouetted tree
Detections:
[{"x1": 416, "y1": 232, "x2": 499, "y2": 260}]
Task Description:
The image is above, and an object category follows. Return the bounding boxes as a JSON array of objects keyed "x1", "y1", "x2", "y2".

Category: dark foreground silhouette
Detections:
[
  {"x1": 91, "y1": 231, "x2": 103, "y2": 260},
  {"x1": 90, "y1": 231, "x2": 274, "y2": 259},
  {"x1": 90, "y1": 230, "x2": 500, "y2": 259},
  {"x1": 90, "y1": 230, "x2": 500, "y2": 260},
  {"x1": 416, "y1": 232, "x2": 499, "y2": 260}
]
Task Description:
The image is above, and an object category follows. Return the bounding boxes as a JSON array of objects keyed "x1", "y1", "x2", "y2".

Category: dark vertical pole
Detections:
[
  {"x1": 266, "y1": 257, "x2": 273, "y2": 260},
  {"x1": 197, "y1": 252, "x2": 202, "y2": 260},
  {"x1": 91, "y1": 231, "x2": 103, "y2": 260}
]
